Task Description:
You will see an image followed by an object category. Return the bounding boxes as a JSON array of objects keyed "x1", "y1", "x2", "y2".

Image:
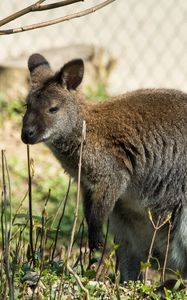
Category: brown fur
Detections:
[{"x1": 22, "y1": 54, "x2": 187, "y2": 281}]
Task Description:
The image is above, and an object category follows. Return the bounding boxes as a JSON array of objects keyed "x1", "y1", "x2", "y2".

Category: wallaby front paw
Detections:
[{"x1": 89, "y1": 230, "x2": 104, "y2": 251}]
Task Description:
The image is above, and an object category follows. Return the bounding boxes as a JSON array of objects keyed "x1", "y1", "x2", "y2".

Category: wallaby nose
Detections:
[
  {"x1": 21, "y1": 127, "x2": 36, "y2": 144},
  {"x1": 27, "y1": 128, "x2": 35, "y2": 137}
]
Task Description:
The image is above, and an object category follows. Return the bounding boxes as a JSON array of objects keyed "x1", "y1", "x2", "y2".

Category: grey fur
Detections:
[{"x1": 21, "y1": 54, "x2": 187, "y2": 281}]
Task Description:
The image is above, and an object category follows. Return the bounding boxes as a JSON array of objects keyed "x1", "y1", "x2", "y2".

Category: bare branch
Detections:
[
  {"x1": 0, "y1": 0, "x2": 46, "y2": 27},
  {"x1": 34, "y1": 0, "x2": 84, "y2": 12},
  {"x1": 0, "y1": 0, "x2": 115, "y2": 35},
  {"x1": 0, "y1": 0, "x2": 83, "y2": 27}
]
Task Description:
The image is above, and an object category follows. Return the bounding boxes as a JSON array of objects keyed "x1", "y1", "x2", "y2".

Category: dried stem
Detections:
[
  {"x1": 67, "y1": 263, "x2": 90, "y2": 300},
  {"x1": 0, "y1": 0, "x2": 116, "y2": 35},
  {"x1": 40, "y1": 189, "x2": 51, "y2": 266},
  {"x1": 3, "y1": 151, "x2": 12, "y2": 242},
  {"x1": 27, "y1": 145, "x2": 36, "y2": 267},
  {"x1": 73, "y1": 219, "x2": 85, "y2": 275},
  {"x1": 96, "y1": 219, "x2": 109, "y2": 281},
  {"x1": 144, "y1": 215, "x2": 161, "y2": 284},
  {"x1": 1, "y1": 150, "x2": 14, "y2": 299},
  {"x1": 12, "y1": 190, "x2": 28, "y2": 226},
  {"x1": 51, "y1": 177, "x2": 71, "y2": 260},
  {"x1": 59, "y1": 123, "x2": 86, "y2": 297},
  {"x1": 72, "y1": 217, "x2": 85, "y2": 252},
  {"x1": 76, "y1": 218, "x2": 84, "y2": 276},
  {"x1": 1, "y1": 151, "x2": 5, "y2": 252},
  {"x1": 51, "y1": 177, "x2": 71, "y2": 228},
  {"x1": 67, "y1": 120, "x2": 86, "y2": 260},
  {"x1": 144, "y1": 210, "x2": 172, "y2": 284},
  {"x1": 162, "y1": 220, "x2": 172, "y2": 282}
]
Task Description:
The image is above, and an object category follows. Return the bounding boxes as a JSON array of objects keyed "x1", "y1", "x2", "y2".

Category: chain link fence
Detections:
[{"x1": 0, "y1": 0, "x2": 187, "y2": 95}]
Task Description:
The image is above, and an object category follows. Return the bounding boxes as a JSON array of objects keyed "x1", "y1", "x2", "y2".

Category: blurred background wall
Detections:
[{"x1": 0, "y1": 0, "x2": 187, "y2": 95}]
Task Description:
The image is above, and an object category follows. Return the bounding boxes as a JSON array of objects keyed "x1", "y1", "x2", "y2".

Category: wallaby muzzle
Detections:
[{"x1": 21, "y1": 126, "x2": 37, "y2": 144}]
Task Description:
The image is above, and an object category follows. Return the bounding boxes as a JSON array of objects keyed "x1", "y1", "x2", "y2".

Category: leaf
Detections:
[
  {"x1": 13, "y1": 222, "x2": 27, "y2": 226},
  {"x1": 173, "y1": 279, "x2": 182, "y2": 291},
  {"x1": 162, "y1": 212, "x2": 172, "y2": 226},
  {"x1": 148, "y1": 208, "x2": 153, "y2": 224},
  {"x1": 84, "y1": 269, "x2": 96, "y2": 279},
  {"x1": 140, "y1": 261, "x2": 151, "y2": 271},
  {"x1": 15, "y1": 213, "x2": 42, "y2": 221},
  {"x1": 112, "y1": 242, "x2": 119, "y2": 251},
  {"x1": 30, "y1": 158, "x2": 35, "y2": 177}
]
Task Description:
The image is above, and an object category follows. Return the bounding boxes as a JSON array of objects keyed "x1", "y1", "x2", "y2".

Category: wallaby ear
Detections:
[
  {"x1": 58, "y1": 59, "x2": 84, "y2": 90},
  {"x1": 28, "y1": 53, "x2": 53, "y2": 87},
  {"x1": 28, "y1": 53, "x2": 49, "y2": 72}
]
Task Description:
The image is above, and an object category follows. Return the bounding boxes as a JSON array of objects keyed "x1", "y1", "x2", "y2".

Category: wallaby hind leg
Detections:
[
  {"x1": 110, "y1": 207, "x2": 150, "y2": 282},
  {"x1": 116, "y1": 242, "x2": 144, "y2": 282},
  {"x1": 168, "y1": 206, "x2": 187, "y2": 278}
]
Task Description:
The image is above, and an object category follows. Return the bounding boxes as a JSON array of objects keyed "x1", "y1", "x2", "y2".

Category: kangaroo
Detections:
[{"x1": 21, "y1": 53, "x2": 187, "y2": 282}]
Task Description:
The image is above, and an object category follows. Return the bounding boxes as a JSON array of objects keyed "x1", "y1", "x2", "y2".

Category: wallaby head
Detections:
[{"x1": 21, "y1": 53, "x2": 84, "y2": 145}]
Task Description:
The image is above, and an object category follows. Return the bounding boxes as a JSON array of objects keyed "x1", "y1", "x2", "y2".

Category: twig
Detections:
[
  {"x1": 0, "y1": 0, "x2": 45, "y2": 27},
  {"x1": 1, "y1": 150, "x2": 14, "y2": 299},
  {"x1": 0, "y1": 0, "x2": 116, "y2": 35},
  {"x1": 57, "y1": 122, "x2": 86, "y2": 298},
  {"x1": 72, "y1": 218, "x2": 85, "y2": 274},
  {"x1": 51, "y1": 177, "x2": 71, "y2": 260},
  {"x1": 27, "y1": 145, "x2": 36, "y2": 267},
  {"x1": 3, "y1": 151, "x2": 14, "y2": 297},
  {"x1": 3, "y1": 151, "x2": 12, "y2": 242},
  {"x1": 0, "y1": 0, "x2": 82, "y2": 27},
  {"x1": 96, "y1": 219, "x2": 109, "y2": 281},
  {"x1": 67, "y1": 120, "x2": 86, "y2": 259},
  {"x1": 72, "y1": 217, "x2": 84, "y2": 249},
  {"x1": 1, "y1": 153, "x2": 5, "y2": 252},
  {"x1": 12, "y1": 221, "x2": 28, "y2": 297},
  {"x1": 51, "y1": 177, "x2": 71, "y2": 228},
  {"x1": 0, "y1": 258, "x2": 6, "y2": 298},
  {"x1": 32, "y1": 212, "x2": 51, "y2": 300},
  {"x1": 66, "y1": 263, "x2": 90, "y2": 300},
  {"x1": 59, "y1": 122, "x2": 86, "y2": 297},
  {"x1": 107, "y1": 250, "x2": 121, "y2": 300},
  {"x1": 162, "y1": 220, "x2": 172, "y2": 283},
  {"x1": 11, "y1": 190, "x2": 28, "y2": 226},
  {"x1": 32, "y1": 0, "x2": 84, "y2": 12},
  {"x1": 144, "y1": 210, "x2": 172, "y2": 284},
  {"x1": 144, "y1": 214, "x2": 161, "y2": 284},
  {"x1": 79, "y1": 220, "x2": 85, "y2": 275},
  {"x1": 40, "y1": 189, "x2": 51, "y2": 265}
]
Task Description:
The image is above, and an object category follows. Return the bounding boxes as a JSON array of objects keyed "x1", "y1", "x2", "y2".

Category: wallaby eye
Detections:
[{"x1": 48, "y1": 106, "x2": 59, "y2": 114}]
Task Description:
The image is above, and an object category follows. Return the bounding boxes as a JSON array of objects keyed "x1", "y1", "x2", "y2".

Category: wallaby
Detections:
[{"x1": 21, "y1": 53, "x2": 187, "y2": 282}]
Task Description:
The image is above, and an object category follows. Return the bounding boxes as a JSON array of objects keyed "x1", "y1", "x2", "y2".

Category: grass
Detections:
[
  {"x1": 1, "y1": 87, "x2": 187, "y2": 299},
  {"x1": 85, "y1": 82, "x2": 108, "y2": 102}
]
